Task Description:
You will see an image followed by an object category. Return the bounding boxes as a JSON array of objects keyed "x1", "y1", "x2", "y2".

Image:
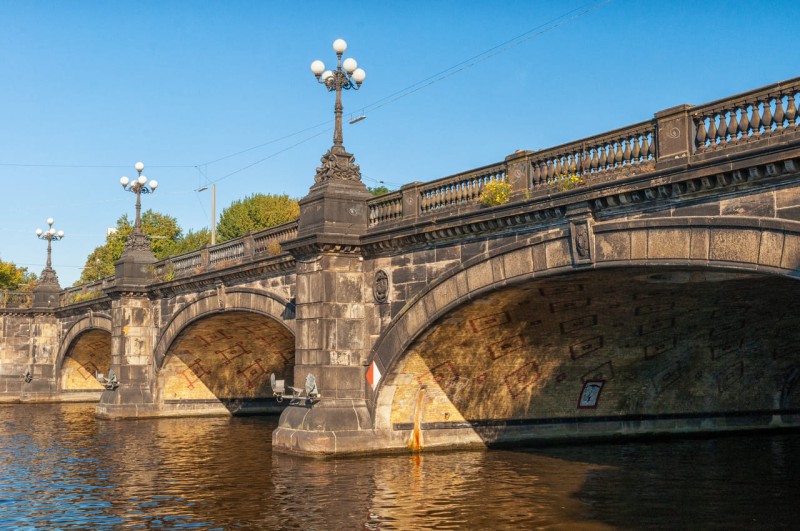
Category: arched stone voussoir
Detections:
[
  {"x1": 55, "y1": 313, "x2": 112, "y2": 375},
  {"x1": 153, "y1": 287, "x2": 296, "y2": 370}
]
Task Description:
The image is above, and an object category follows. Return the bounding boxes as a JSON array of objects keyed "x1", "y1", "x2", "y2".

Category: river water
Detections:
[{"x1": 1, "y1": 404, "x2": 798, "y2": 529}]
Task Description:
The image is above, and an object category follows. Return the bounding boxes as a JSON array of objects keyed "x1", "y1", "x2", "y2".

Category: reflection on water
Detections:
[{"x1": 1, "y1": 404, "x2": 798, "y2": 529}]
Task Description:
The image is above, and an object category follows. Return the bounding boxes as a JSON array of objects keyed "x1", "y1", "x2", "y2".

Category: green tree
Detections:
[
  {"x1": 216, "y1": 193, "x2": 300, "y2": 242},
  {"x1": 367, "y1": 185, "x2": 391, "y2": 196},
  {"x1": 76, "y1": 210, "x2": 208, "y2": 285},
  {"x1": 0, "y1": 259, "x2": 37, "y2": 290}
]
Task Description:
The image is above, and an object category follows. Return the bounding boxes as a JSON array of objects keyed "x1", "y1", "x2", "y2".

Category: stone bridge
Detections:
[{"x1": 2, "y1": 76, "x2": 800, "y2": 455}]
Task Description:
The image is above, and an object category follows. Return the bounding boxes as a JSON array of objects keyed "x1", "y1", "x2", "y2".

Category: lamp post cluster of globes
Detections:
[
  {"x1": 310, "y1": 38, "x2": 366, "y2": 152},
  {"x1": 35, "y1": 38, "x2": 366, "y2": 276}
]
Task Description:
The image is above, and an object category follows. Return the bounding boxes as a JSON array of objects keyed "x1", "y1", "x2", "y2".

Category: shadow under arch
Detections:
[
  {"x1": 55, "y1": 313, "x2": 112, "y2": 395},
  {"x1": 368, "y1": 217, "x2": 800, "y2": 446},
  {"x1": 153, "y1": 288, "x2": 296, "y2": 414}
]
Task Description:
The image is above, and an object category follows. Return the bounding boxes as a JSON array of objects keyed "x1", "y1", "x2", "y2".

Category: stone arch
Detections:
[
  {"x1": 153, "y1": 287, "x2": 295, "y2": 371},
  {"x1": 56, "y1": 313, "x2": 112, "y2": 392},
  {"x1": 153, "y1": 288, "x2": 296, "y2": 412},
  {"x1": 368, "y1": 216, "x2": 800, "y2": 427}
]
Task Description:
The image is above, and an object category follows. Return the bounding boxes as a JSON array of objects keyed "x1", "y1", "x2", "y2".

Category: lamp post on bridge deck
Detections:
[
  {"x1": 32, "y1": 218, "x2": 64, "y2": 307},
  {"x1": 114, "y1": 162, "x2": 160, "y2": 285}
]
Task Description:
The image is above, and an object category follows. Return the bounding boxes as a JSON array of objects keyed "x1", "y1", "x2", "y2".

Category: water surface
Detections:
[{"x1": 1, "y1": 404, "x2": 798, "y2": 529}]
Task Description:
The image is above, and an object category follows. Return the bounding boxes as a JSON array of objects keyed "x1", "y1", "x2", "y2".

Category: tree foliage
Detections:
[
  {"x1": 216, "y1": 193, "x2": 299, "y2": 242},
  {"x1": 0, "y1": 259, "x2": 37, "y2": 291},
  {"x1": 76, "y1": 211, "x2": 210, "y2": 285},
  {"x1": 367, "y1": 185, "x2": 391, "y2": 196}
]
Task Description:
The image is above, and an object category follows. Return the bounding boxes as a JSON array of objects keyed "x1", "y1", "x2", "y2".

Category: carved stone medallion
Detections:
[{"x1": 374, "y1": 270, "x2": 389, "y2": 303}]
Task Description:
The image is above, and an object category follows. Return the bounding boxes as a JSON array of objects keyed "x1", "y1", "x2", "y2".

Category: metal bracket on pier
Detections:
[
  {"x1": 271, "y1": 373, "x2": 322, "y2": 406},
  {"x1": 97, "y1": 369, "x2": 119, "y2": 391}
]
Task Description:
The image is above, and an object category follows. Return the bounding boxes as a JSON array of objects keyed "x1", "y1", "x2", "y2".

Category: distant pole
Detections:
[{"x1": 211, "y1": 183, "x2": 217, "y2": 245}]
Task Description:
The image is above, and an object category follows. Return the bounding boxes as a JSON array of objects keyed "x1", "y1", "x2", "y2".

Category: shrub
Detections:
[
  {"x1": 479, "y1": 180, "x2": 511, "y2": 207},
  {"x1": 557, "y1": 173, "x2": 586, "y2": 191}
]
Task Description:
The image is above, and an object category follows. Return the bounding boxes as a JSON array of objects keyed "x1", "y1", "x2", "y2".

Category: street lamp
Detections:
[
  {"x1": 119, "y1": 161, "x2": 158, "y2": 252},
  {"x1": 35, "y1": 217, "x2": 64, "y2": 287},
  {"x1": 310, "y1": 38, "x2": 366, "y2": 182}
]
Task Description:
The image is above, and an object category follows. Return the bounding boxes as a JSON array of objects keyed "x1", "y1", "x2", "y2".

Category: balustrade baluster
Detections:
[
  {"x1": 750, "y1": 101, "x2": 762, "y2": 136},
  {"x1": 532, "y1": 161, "x2": 541, "y2": 185},
  {"x1": 707, "y1": 114, "x2": 718, "y2": 147},
  {"x1": 590, "y1": 147, "x2": 599, "y2": 172},
  {"x1": 718, "y1": 110, "x2": 728, "y2": 145},
  {"x1": 569, "y1": 153, "x2": 578, "y2": 174},
  {"x1": 738, "y1": 103, "x2": 750, "y2": 137},
  {"x1": 762, "y1": 96, "x2": 773, "y2": 133},
  {"x1": 614, "y1": 140, "x2": 623, "y2": 166},
  {"x1": 727, "y1": 107, "x2": 739, "y2": 140},
  {"x1": 631, "y1": 136, "x2": 641, "y2": 162},
  {"x1": 696, "y1": 117, "x2": 708, "y2": 150},
  {"x1": 598, "y1": 145, "x2": 607, "y2": 170},
  {"x1": 787, "y1": 93, "x2": 798, "y2": 127},
  {"x1": 647, "y1": 134, "x2": 655, "y2": 158},
  {"x1": 774, "y1": 95, "x2": 785, "y2": 130},
  {"x1": 622, "y1": 138, "x2": 632, "y2": 164}
]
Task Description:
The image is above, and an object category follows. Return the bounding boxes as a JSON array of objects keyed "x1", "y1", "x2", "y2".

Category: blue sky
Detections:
[{"x1": 1, "y1": 0, "x2": 797, "y2": 286}]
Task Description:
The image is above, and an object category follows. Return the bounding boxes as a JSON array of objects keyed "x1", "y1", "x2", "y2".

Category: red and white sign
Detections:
[{"x1": 366, "y1": 361, "x2": 382, "y2": 391}]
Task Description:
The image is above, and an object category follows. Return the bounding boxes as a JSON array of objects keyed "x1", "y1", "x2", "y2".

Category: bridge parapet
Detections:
[
  {"x1": 152, "y1": 220, "x2": 298, "y2": 281},
  {"x1": 60, "y1": 279, "x2": 106, "y2": 306},
  {"x1": 367, "y1": 76, "x2": 800, "y2": 229},
  {"x1": 692, "y1": 77, "x2": 799, "y2": 157},
  {"x1": 0, "y1": 291, "x2": 32, "y2": 310}
]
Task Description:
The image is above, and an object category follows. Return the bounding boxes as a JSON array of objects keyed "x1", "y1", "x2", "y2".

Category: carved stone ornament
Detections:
[
  {"x1": 315, "y1": 147, "x2": 362, "y2": 182},
  {"x1": 575, "y1": 224, "x2": 590, "y2": 258},
  {"x1": 374, "y1": 270, "x2": 389, "y2": 303},
  {"x1": 123, "y1": 229, "x2": 152, "y2": 253},
  {"x1": 38, "y1": 267, "x2": 60, "y2": 287}
]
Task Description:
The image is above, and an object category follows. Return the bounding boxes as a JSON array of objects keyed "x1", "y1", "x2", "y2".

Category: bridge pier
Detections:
[
  {"x1": 272, "y1": 163, "x2": 380, "y2": 454},
  {"x1": 96, "y1": 234, "x2": 159, "y2": 418}
]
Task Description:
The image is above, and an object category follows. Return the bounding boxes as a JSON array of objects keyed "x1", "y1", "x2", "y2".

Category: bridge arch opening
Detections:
[
  {"x1": 157, "y1": 310, "x2": 294, "y2": 415},
  {"x1": 56, "y1": 314, "x2": 113, "y2": 400},
  {"x1": 374, "y1": 266, "x2": 800, "y2": 448}
]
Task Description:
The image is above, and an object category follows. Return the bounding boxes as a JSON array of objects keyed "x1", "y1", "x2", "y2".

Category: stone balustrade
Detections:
[
  {"x1": 693, "y1": 77, "x2": 799, "y2": 153},
  {"x1": 0, "y1": 291, "x2": 32, "y2": 309}
]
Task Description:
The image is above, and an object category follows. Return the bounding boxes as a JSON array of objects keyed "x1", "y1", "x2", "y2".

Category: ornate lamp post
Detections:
[
  {"x1": 310, "y1": 38, "x2": 366, "y2": 182},
  {"x1": 35, "y1": 218, "x2": 64, "y2": 289},
  {"x1": 119, "y1": 162, "x2": 158, "y2": 254}
]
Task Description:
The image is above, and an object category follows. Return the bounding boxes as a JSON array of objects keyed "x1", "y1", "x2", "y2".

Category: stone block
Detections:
[
  {"x1": 532, "y1": 243, "x2": 547, "y2": 271},
  {"x1": 335, "y1": 274, "x2": 363, "y2": 304},
  {"x1": 709, "y1": 229, "x2": 760, "y2": 264},
  {"x1": 595, "y1": 231, "x2": 630, "y2": 262},
  {"x1": 648, "y1": 229, "x2": 690, "y2": 259},
  {"x1": 776, "y1": 184, "x2": 800, "y2": 209},
  {"x1": 781, "y1": 233, "x2": 800, "y2": 270},
  {"x1": 631, "y1": 230, "x2": 648, "y2": 260},
  {"x1": 545, "y1": 238, "x2": 571, "y2": 269},
  {"x1": 392, "y1": 265, "x2": 427, "y2": 285},
  {"x1": 461, "y1": 240, "x2": 487, "y2": 263},
  {"x1": 336, "y1": 319, "x2": 365, "y2": 350},
  {"x1": 689, "y1": 228, "x2": 710, "y2": 260},
  {"x1": 435, "y1": 245, "x2": 461, "y2": 261},
  {"x1": 672, "y1": 201, "x2": 719, "y2": 217},
  {"x1": 502, "y1": 247, "x2": 534, "y2": 279},
  {"x1": 721, "y1": 192, "x2": 775, "y2": 217},
  {"x1": 466, "y1": 260, "x2": 494, "y2": 292},
  {"x1": 412, "y1": 249, "x2": 435, "y2": 265},
  {"x1": 758, "y1": 230, "x2": 784, "y2": 268}
]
